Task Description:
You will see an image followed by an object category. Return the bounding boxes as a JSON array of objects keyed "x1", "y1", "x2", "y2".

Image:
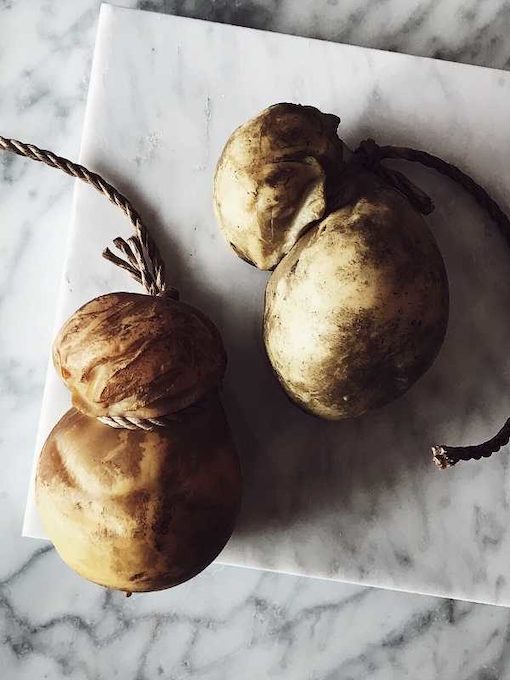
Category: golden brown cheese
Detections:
[
  {"x1": 36, "y1": 400, "x2": 241, "y2": 592},
  {"x1": 53, "y1": 292, "x2": 226, "y2": 418},
  {"x1": 214, "y1": 103, "x2": 344, "y2": 270}
]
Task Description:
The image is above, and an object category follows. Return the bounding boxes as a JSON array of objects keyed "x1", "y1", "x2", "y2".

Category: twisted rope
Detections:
[
  {"x1": 98, "y1": 415, "x2": 180, "y2": 431},
  {"x1": 97, "y1": 401, "x2": 206, "y2": 431},
  {"x1": 0, "y1": 135, "x2": 179, "y2": 431},
  {"x1": 353, "y1": 139, "x2": 510, "y2": 468},
  {"x1": 354, "y1": 139, "x2": 510, "y2": 245},
  {"x1": 0, "y1": 136, "x2": 173, "y2": 297},
  {"x1": 432, "y1": 419, "x2": 510, "y2": 469}
]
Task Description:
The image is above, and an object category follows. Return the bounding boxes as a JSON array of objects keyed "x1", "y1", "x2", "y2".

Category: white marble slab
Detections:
[
  {"x1": 6, "y1": 2, "x2": 510, "y2": 677},
  {"x1": 22, "y1": 4, "x2": 510, "y2": 606}
]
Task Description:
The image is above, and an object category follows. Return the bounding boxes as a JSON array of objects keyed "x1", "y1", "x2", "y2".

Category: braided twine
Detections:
[
  {"x1": 4, "y1": 134, "x2": 510, "y2": 464},
  {"x1": 0, "y1": 135, "x2": 179, "y2": 431}
]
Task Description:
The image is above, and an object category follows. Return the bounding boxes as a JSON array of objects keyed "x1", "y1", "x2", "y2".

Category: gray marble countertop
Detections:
[{"x1": 2, "y1": 1, "x2": 510, "y2": 678}]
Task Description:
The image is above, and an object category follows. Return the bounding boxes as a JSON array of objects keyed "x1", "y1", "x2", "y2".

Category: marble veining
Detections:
[
  {"x1": 3, "y1": 546, "x2": 510, "y2": 680},
  {"x1": 138, "y1": 0, "x2": 510, "y2": 70},
  {"x1": 3, "y1": 1, "x2": 510, "y2": 678}
]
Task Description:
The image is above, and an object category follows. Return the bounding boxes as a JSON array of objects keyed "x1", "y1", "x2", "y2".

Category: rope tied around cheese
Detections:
[
  {"x1": 353, "y1": 139, "x2": 510, "y2": 248},
  {"x1": 0, "y1": 135, "x2": 180, "y2": 430}
]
